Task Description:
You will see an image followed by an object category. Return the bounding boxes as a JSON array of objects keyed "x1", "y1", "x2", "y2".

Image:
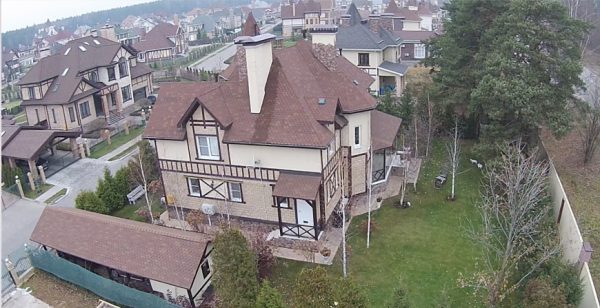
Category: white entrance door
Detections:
[{"x1": 296, "y1": 199, "x2": 314, "y2": 226}]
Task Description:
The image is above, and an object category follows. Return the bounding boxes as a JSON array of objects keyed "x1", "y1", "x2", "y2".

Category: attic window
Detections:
[
  {"x1": 318, "y1": 98, "x2": 327, "y2": 105},
  {"x1": 93, "y1": 39, "x2": 101, "y2": 45},
  {"x1": 62, "y1": 68, "x2": 69, "y2": 76},
  {"x1": 64, "y1": 47, "x2": 71, "y2": 55},
  {"x1": 78, "y1": 45, "x2": 87, "y2": 51}
]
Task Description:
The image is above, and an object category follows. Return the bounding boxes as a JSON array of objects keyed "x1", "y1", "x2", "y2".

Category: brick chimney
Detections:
[
  {"x1": 340, "y1": 14, "x2": 352, "y2": 27},
  {"x1": 234, "y1": 33, "x2": 276, "y2": 114},
  {"x1": 381, "y1": 13, "x2": 394, "y2": 32},
  {"x1": 368, "y1": 14, "x2": 381, "y2": 33},
  {"x1": 310, "y1": 25, "x2": 338, "y2": 71}
]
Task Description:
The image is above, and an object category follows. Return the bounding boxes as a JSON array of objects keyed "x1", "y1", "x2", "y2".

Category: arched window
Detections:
[{"x1": 118, "y1": 57, "x2": 128, "y2": 78}]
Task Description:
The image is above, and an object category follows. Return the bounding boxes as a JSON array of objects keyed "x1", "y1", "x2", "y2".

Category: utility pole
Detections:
[{"x1": 367, "y1": 146, "x2": 373, "y2": 248}]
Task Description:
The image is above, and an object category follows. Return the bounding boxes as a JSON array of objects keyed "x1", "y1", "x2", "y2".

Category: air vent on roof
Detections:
[
  {"x1": 64, "y1": 47, "x2": 71, "y2": 55},
  {"x1": 318, "y1": 98, "x2": 327, "y2": 105},
  {"x1": 93, "y1": 39, "x2": 101, "y2": 45},
  {"x1": 78, "y1": 45, "x2": 87, "y2": 51},
  {"x1": 378, "y1": 40, "x2": 384, "y2": 44},
  {"x1": 352, "y1": 80, "x2": 359, "y2": 85},
  {"x1": 62, "y1": 68, "x2": 69, "y2": 76}
]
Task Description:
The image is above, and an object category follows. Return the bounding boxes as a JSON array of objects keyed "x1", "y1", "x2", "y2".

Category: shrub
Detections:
[
  {"x1": 292, "y1": 267, "x2": 335, "y2": 307},
  {"x1": 96, "y1": 168, "x2": 126, "y2": 212},
  {"x1": 75, "y1": 191, "x2": 109, "y2": 214},
  {"x1": 523, "y1": 276, "x2": 567, "y2": 308},
  {"x1": 186, "y1": 209, "x2": 206, "y2": 231},
  {"x1": 1, "y1": 164, "x2": 24, "y2": 186},
  {"x1": 336, "y1": 278, "x2": 368, "y2": 308},
  {"x1": 255, "y1": 281, "x2": 284, "y2": 308},
  {"x1": 213, "y1": 229, "x2": 258, "y2": 308},
  {"x1": 252, "y1": 238, "x2": 277, "y2": 281},
  {"x1": 536, "y1": 257, "x2": 583, "y2": 306}
]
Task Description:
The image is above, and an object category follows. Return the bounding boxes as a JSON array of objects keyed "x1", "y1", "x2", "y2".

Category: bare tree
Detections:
[
  {"x1": 445, "y1": 118, "x2": 460, "y2": 200},
  {"x1": 562, "y1": 0, "x2": 599, "y2": 56},
  {"x1": 469, "y1": 143, "x2": 559, "y2": 307},
  {"x1": 581, "y1": 75, "x2": 600, "y2": 164}
]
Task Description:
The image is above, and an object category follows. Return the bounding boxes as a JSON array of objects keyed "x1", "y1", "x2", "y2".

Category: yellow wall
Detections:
[
  {"x1": 228, "y1": 144, "x2": 322, "y2": 172},
  {"x1": 156, "y1": 140, "x2": 191, "y2": 161}
]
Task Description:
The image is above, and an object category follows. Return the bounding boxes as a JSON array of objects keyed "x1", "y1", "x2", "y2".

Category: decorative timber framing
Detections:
[{"x1": 159, "y1": 159, "x2": 279, "y2": 182}]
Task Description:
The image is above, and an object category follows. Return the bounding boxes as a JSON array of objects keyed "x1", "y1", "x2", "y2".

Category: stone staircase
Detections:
[{"x1": 108, "y1": 111, "x2": 125, "y2": 125}]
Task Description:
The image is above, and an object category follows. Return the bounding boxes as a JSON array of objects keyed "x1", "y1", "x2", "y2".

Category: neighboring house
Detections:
[
  {"x1": 115, "y1": 26, "x2": 143, "y2": 46},
  {"x1": 2, "y1": 50, "x2": 21, "y2": 82},
  {"x1": 319, "y1": 0, "x2": 335, "y2": 25},
  {"x1": 41, "y1": 31, "x2": 74, "y2": 49},
  {"x1": 17, "y1": 36, "x2": 153, "y2": 132},
  {"x1": 121, "y1": 15, "x2": 157, "y2": 33},
  {"x1": 133, "y1": 22, "x2": 187, "y2": 63},
  {"x1": 144, "y1": 20, "x2": 402, "y2": 242},
  {"x1": 30, "y1": 207, "x2": 214, "y2": 307},
  {"x1": 73, "y1": 25, "x2": 92, "y2": 38},
  {"x1": 336, "y1": 4, "x2": 407, "y2": 96},
  {"x1": 384, "y1": 0, "x2": 423, "y2": 31},
  {"x1": 281, "y1": 0, "x2": 322, "y2": 37},
  {"x1": 14, "y1": 46, "x2": 37, "y2": 68},
  {"x1": 185, "y1": 15, "x2": 218, "y2": 41},
  {"x1": 396, "y1": 29, "x2": 436, "y2": 61}
]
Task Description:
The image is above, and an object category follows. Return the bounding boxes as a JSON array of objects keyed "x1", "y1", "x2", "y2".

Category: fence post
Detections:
[
  {"x1": 124, "y1": 120, "x2": 130, "y2": 135},
  {"x1": 85, "y1": 139, "x2": 91, "y2": 157},
  {"x1": 37, "y1": 166, "x2": 46, "y2": 184},
  {"x1": 79, "y1": 143, "x2": 86, "y2": 158},
  {"x1": 27, "y1": 172, "x2": 36, "y2": 192},
  {"x1": 106, "y1": 129, "x2": 112, "y2": 145},
  {"x1": 4, "y1": 258, "x2": 18, "y2": 286},
  {"x1": 15, "y1": 176, "x2": 24, "y2": 198}
]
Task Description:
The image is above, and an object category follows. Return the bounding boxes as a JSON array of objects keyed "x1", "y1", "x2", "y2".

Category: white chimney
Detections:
[
  {"x1": 311, "y1": 25, "x2": 337, "y2": 46},
  {"x1": 235, "y1": 33, "x2": 276, "y2": 114}
]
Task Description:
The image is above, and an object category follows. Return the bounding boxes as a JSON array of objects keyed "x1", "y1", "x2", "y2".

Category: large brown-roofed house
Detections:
[
  {"x1": 31, "y1": 207, "x2": 214, "y2": 306},
  {"x1": 281, "y1": 0, "x2": 322, "y2": 37},
  {"x1": 144, "y1": 23, "x2": 402, "y2": 243},
  {"x1": 17, "y1": 36, "x2": 153, "y2": 132},
  {"x1": 133, "y1": 22, "x2": 187, "y2": 63}
]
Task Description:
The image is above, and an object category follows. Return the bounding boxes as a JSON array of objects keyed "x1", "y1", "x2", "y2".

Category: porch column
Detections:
[
  {"x1": 116, "y1": 88, "x2": 124, "y2": 114},
  {"x1": 70, "y1": 138, "x2": 79, "y2": 158},
  {"x1": 396, "y1": 76, "x2": 404, "y2": 96},
  {"x1": 28, "y1": 159, "x2": 39, "y2": 179},
  {"x1": 8, "y1": 158, "x2": 16, "y2": 169},
  {"x1": 101, "y1": 94, "x2": 109, "y2": 122}
]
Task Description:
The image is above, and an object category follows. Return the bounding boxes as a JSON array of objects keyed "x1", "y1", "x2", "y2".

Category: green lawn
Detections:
[
  {"x1": 89, "y1": 126, "x2": 144, "y2": 159},
  {"x1": 24, "y1": 183, "x2": 54, "y2": 199},
  {"x1": 271, "y1": 141, "x2": 484, "y2": 307},
  {"x1": 111, "y1": 193, "x2": 164, "y2": 222},
  {"x1": 13, "y1": 112, "x2": 27, "y2": 124},
  {"x1": 3, "y1": 99, "x2": 21, "y2": 109},
  {"x1": 108, "y1": 144, "x2": 137, "y2": 161},
  {"x1": 44, "y1": 188, "x2": 67, "y2": 204}
]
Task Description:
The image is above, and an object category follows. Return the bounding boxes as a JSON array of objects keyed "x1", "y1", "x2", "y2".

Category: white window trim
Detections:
[
  {"x1": 228, "y1": 182, "x2": 242, "y2": 202},
  {"x1": 277, "y1": 197, "x2": 290, "y2": 209},
  {"x1": 354, "y1": 126, "x2": 361, "y2": 149},
  {"x1": 414, "y1": 44, "x2": 426, "y2": 59},
  {"x1": 196, "y1": 135, "x2": 220, "y2": 160},
  {"x1": 188, "y1": 178, "x2": 201, "y2": 197}
]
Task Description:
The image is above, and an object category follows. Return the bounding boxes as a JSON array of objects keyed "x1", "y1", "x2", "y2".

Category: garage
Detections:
[{"x1": 133, "y1": 87, "x2": 147, "y2": 101}]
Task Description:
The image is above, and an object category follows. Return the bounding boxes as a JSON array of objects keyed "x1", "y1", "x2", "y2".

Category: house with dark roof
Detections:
[
  {"x1": 335, "y1": 3, "x2": 407, "y2": 96},
  {"x1": 384, "y1": 0, "x2": 438, "y2": 60},
  {"x1": 281, "y1": 0, "x2": 322, "y2": 37},
  {"x1": 31, "y1": 207, "x2": 214, "y2": 307},
  {"x1": 17, "y1": 36, "x2": 153, "y2": 132},
  {"x1": 133, "y1": 22, "x2": 187, "y2": 63},
  {"x1": 144, "y1": 18, "x2": 402, "y2": 243}
]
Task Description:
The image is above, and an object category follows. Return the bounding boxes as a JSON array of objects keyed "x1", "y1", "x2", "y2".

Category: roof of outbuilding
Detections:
[
  {"x1": 272, "y1": 171, "x2": 322, "y2": 200},
  {"x1": 371, "y1": 110, "x2": 402, "y2": 151},
  {"x1": 1, "y1": 128, "x2": 80, "y2": 160},
  {"x1": 31, "y1": 207, "x2": 213, "y2": 289},
  {"x1": 145, "y1": 40, "x2": 376, "y2": 148},
  {"x1": 379, "y1": 61, "x2": 409, "y2": 75}
]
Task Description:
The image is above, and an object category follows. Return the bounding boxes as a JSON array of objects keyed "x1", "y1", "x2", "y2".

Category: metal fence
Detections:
[
  {"x1": 30, "y1": 249, "x2": 179, "y2": 308},
  {"x1": 1, "y1": 264, "x2": 16, "y2": 296}
]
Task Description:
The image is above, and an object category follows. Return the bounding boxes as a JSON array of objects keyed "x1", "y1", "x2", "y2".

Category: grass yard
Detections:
[
  {"x1": 271, "y1": 141, "x2": 484, "y2": 307},
  {"x1": 89, "y1": 126, "x2": 144, "y2": 159},
  {"x1": 23, "y1": 270, "x2": 101, "y2": 307},
  {"x1": 13, "y1": 111, "x2": 27, "y2": 124},
  {"x1": 44, "y1": 188, "x2": 67, "y2": 204},
  {"x1": 2, "y1": 99, "x2": 21, "y2": 109},
  {"x1": 111, "y1": 193, "x2": 164, "y2": 222},
  {"x1": 108, "y1": 144, "x2": 137, "y2": 161},
  {"x1": 24, "y1": 183, "x2": 54, "y2": 199}
]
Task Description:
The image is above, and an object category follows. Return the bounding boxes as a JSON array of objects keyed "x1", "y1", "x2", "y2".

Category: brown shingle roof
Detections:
[
  {"x1": 133, "y1": 22, "x2": 178, "y2": 52},
  {"x1": 242, "y1": 12, "x2": 260, "y2": 36},
  {"x1": 2, "y1": 128, "x2": 79, "y2": 160},
  {"x1": 130, "y1": 63, "x2": 153, "y2": 79},
  {"x1": 371, "y1": 110, "x2": 402, "y2": 151},
  {"x1": 384, "y1": 0, "x2": 422, "y2": 21},
  {"x1": 273, "y1": 171, "x2": 322, "y2": 200},
  {"x1": 394, "y1": 30, "x2": 437, "y2": 42},
  {"x1": 145, "y1": 40, "x2": 376, "y2": 148},
  {"x1": 31, "y1": 207, "x2": 213, "y2": 289}
]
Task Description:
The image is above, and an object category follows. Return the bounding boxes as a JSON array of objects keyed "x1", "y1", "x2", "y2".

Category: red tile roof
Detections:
[
  {"x1": 145, "y1": 40, "x2": 376, "y2": 148},
  {"x1": 31, "y1": 207, "x2": 213, "y2": 289}
]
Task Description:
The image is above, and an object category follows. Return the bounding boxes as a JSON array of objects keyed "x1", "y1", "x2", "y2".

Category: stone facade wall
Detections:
[
  {"x1": 162, "y1": 171, "x2": 296, "y2": 224},
  {"x1": 312, "y1": 43, "x2": 337, "y2": 71},
  {"x1": 235, "y1": 46, "x2": 247, "y2": 80},
  {"x1": 351, "y1": 155, "x2": 367, "y2": 195}
]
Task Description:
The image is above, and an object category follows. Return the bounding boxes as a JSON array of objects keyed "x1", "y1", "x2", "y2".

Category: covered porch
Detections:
[
  {"x1": 93, "y1": 83, "x2": 124, "y2": 124},
  {"x1": 378, "y1": 61, "x2": 408, "y2": 96}
]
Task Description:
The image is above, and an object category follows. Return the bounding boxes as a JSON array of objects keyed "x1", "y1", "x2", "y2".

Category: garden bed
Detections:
[{"x1": 270, "y1": 141, "x2": 484, "y2": 307}]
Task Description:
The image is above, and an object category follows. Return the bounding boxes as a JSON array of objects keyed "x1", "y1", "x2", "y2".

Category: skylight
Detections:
[
  {"x1": 93, "y1": 39, "x2": 100, "y2": 45},
  {"x1": 62, "y1": 67, "x2": 69, "y2": 76},
  {"x1": 78, "y1": 45, "x2": 87, "y2": 51},
  {"x1": 64, "y1": 47, "x2": 71, "y2": 55},
  {"x1": 84, "y1": 42, "x2": 90, "y2": 45},
  {"x1": 318, "y1": 98, "x2": 327, "y2": 105}
]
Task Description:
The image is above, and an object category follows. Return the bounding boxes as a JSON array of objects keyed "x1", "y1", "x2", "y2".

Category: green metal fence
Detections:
[{"x1": 30, "y1": 249, "x2": 179, "y2": 308}]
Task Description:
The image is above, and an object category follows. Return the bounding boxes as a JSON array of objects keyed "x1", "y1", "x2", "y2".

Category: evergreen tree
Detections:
[
  {"x1": 255, "y1": 281, "x2": 284, "y2": 308},
  {"x1": 96, "y1": 168, "x2": 124, "y2": 212},
  {"x1": 212, "y1": 229, "x2": 258, "y2": 308},
  {"x1": 75, "y1": 190, "x2": 109, "y2": 214}
]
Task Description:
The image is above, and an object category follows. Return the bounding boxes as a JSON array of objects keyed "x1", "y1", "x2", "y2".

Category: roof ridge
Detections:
[{"x1": 48, "y1": 207, "x2": 208, "y2": 243}]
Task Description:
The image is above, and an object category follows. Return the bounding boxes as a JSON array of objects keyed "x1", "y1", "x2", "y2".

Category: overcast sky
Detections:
[{"x1": 1, "y1": 0, "x2": 156, "y2": 32}]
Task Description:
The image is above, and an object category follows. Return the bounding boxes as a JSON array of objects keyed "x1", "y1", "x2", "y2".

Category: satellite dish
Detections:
[{"x1": 202, "y1": 203, "x2": 216, "y2": 215}]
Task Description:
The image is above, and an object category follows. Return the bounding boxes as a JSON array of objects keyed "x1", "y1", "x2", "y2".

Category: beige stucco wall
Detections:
[
  {"x1": 74, "y1": 95, "x2": 98, "y2": 126},
  {"x1": 186, "y1": 107, "x2": 230, "y2": 164},
  {"x1": 312, "y1": 32, "x2": 336, "y2": 46},
  {"x1": 162, "y1": 171, "x2": 296, "y2": 224},
  {"x1": 383, "y1": 46, "x2": 399, "y2": 62},
  {"x1": 341, "y1": 111, "x2": 371, "y2": 156},
  {"x1": 228, "y1": 144, "x2": 322, "y2": 172},
  {"x1": 25, "y1": 105, "x2": 47, "y2": 126},
  {"x1": 403, "y1": 21, "x2": 421, "y2": 31},
  {"x1": 156, "y1": 140, "x2": 191, "y2": 161},
  {"x1": 190, "y1": 254, "x2": 213, "y2": 304},
  {"x1": 580, "y1": 263, "x2": 600, "y2": 308}
]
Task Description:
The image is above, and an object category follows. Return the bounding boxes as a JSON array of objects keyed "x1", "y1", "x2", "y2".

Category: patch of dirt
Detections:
[
  {"x1": 23, "y1": 270, "x2": 101, "y2": 308},
  {"x1": 541, "y1": 127, "x2": 600, "y2": 295}
]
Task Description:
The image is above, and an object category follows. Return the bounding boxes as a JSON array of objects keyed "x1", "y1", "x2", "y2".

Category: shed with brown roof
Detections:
[{"x1": 31, "y1": 207, "x2": 214, "y2": 305}]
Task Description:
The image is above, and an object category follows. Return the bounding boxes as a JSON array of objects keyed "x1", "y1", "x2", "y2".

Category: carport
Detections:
[{"x1": 1, "y1": 125, "x2": 81, "y2": 178}]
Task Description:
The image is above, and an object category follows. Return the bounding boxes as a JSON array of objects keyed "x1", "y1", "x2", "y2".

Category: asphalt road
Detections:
[{"x1": 191, "y1": 21, "x2": 281, "y2": 72}]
